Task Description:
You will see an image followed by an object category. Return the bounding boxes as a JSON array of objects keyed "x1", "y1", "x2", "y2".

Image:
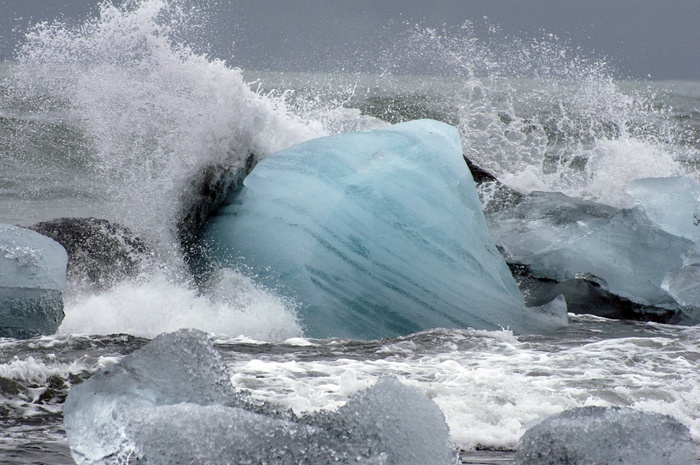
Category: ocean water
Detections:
[{"x1": 1, "y1": 1, "x2": 699, "y2": 463}]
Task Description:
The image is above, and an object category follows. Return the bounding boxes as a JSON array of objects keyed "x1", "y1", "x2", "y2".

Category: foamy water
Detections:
[
  {"x1": 217, "y1": 319, "x2": 700, "y2": 450},
  {"x1": 60, "y1": 269, "x2": 301, "y2": 341},
  {"x1": 2, "y1": 318, "x2": 698, "y2": 455}
]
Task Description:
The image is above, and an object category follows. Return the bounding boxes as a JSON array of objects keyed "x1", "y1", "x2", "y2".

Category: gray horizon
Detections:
[{"x1": 1, "y1": 0, "x2": 698, "y2": 80}]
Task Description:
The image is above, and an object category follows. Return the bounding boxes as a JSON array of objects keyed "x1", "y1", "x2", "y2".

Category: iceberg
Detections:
[
  {"x1": 202, "y1": 119, "x2": 537, "y2": 339},
  {"x1": 487, "y1": 192, "x2": 692, "y2": 311},
  {"x1": 0, "y1": 224, "x2": 68, "y2": 338},
  {"x1": 64, "y1": 329, "x2": 455, "y2": 465},
  {"x1": 514, "y1": 406, "x2": 696, "y2": 465}
]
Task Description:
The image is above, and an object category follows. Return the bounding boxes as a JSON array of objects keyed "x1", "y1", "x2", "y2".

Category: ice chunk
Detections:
[
  {"x1": 0, "y1": 224, "x2": 67, "y2": 290},
  {"x1": 662, "y1": 262, "x2": 700, "y2": 324},
  {"x1": 627, "y1": 176, "x2": 700, "y2": 241},
  {"x1": 514, "y1": 406, "x2": 696, "y2": 465},
  {"x1": 487, "y1": 192, "x2": 692, "y2": 310},
  {"x1": 321, "y1": 376, "x2": 454, "y2": 465},
  {"x1": 0, "y1": 224, "x2": 68, "y2": 338},
  {"x1": 202, "y1": 119, "x2": 534, "y2": 339},
  {"x1": 521, "y1": 294, "x2": 569, "y2": 330},
  {"x1": 486, "y1": 191, "x2": 618, "y2": 262},
  {"x1": 64, "y1": 329, "x2": 455, "y2": 465},
  {"x1": 626, "y1": 176, "x2": 700, "y2": 323},
  {"x1": 126, "y1": 377, "x2": 454, "y2": 465},
  {"x1": 63, "y1": 329, "x2": 242, "y2": 464}
]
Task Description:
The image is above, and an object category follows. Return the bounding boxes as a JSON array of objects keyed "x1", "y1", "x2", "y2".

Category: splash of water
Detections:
[
  {"x1": 7, "y1": 6, "x2": 700, "y2": 339},
  {"x1": 6, "y1": 0, "x2": 322, "y2": 337},
  {"x1": 380, "y1": 23, "x2": 698, "y2": 206},
  {"x1": 12, "y1": 0, "x2": 322, "y2": 262},
  {"x1": 60, "y1": 269, "x2": 301, "y2": 341}
]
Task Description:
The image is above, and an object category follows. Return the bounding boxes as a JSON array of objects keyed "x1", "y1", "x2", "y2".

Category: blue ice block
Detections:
[{"x1": 202, "y1": 120, "x2": 538, "y2": 339}]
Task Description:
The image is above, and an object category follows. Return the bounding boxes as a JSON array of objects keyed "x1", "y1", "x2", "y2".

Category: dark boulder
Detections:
[
  {"x1": 177, "y1": 156, "x2": 255, "y2": 252},
  {"x1": 463, "y1": 156, "x2": 523, "y2": 212},
  {"x1": 509, "y1": 263, "x2": 676, "y2": 323},
  {"x1": 29, "y1": 217, "x2": 151, "y2": 290}
]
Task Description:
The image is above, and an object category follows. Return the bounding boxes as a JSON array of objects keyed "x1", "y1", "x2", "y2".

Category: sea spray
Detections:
[
  {"x1": 59, "y1": 269, "x2": 301, "y2": 341},
  {"x1": 11, "y1": 0, "x2": 322, "y2": 265},
  {"x1": 6, "y1": 0, "x2": 320, "y2": 337},
  {"x1": 376, "y1": 24, "x2": 698, "y2": 206}
]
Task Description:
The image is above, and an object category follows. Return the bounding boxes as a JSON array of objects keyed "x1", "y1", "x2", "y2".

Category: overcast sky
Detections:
[{"x1": 1, "y1": 0, "x2": 698, "y2": 80}]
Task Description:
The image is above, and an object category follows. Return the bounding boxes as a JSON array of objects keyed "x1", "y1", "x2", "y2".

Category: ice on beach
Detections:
[
  {"x1": 63, "y1": 329, "x2": 455, "y2": 465},
  {"x1": 662, "y1": 261, "x2": 700, "y2": 324},
  {"x1": 203, "y1": 119, "x2": 535, "y2": 339},
  {"x1": 624, "y1": 176, "x2": 700, "y2": 322},
  {"x1": 627, "y1": 176, "x2": 700, "y2": 241},
  {"x1": 0, "y1": 225, "x2": 67, "y2": 290},
  {"x1": 514, "y1": 406, "x2": 696, "y2": 465},
  {"x1": 0, "y1": 224, "x2": 68, "y2": 338},
  {"x1": 487, "y1": 192, "x2": 692, "y2": 309},
  {"x1": 63, "y1": 329, "x2": 236, "y2": 464}
]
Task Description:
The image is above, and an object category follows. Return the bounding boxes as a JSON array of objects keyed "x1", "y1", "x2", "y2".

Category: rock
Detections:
[
  {"x1": 29, "y1": 217, "x2": 151, "y2": 290},
  {"x1": 38, "y1": 375, "x2": 69, "y2": 404},
  {"x1": 201, "y1": 120, "x2": 550, "y2": 339},
  {"x1": 514, "y1": 406, "x2": 696, "y2": 465},
  {"x1": 511, "y1": 264, "x2": 675, "y2": 322},
  {"x1": 0, "y1": 224, "x2": 67, "y2": 338},
  {"x1": 464, "y1": 156, "x2": 523, "y2": 213},
  {"x1": 177, "y1": 156, "x2": 255, "y2": 253},
  {"x1": 0, "y1": 376, "x2": 30, "y2": 398}
]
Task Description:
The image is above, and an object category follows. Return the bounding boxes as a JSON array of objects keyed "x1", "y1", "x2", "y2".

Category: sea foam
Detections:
[{"x1": 60, "y1": 270, "x2": 301, "y2": 341}]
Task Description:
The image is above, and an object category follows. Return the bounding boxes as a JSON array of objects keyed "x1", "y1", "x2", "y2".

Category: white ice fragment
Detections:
[{"x1": 488, "y1": 192, "x2": 691, "y2": 309}]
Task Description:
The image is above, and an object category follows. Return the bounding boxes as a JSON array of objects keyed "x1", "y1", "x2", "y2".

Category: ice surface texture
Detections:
[
  {"x1": 663, "y1": 262, "x2": 700, "y2": 323},
  {"x1": 203, "y1": 119, "x2": 533, "y2": 339},
  {"x1": 627, "y1": 176, "x2": 700, "y2": 241},
  {"x1": 627, "y1": 177, "x2": 700, "y2": 323},
  {"x1": 487, "y1": 191, "x2": 693, "y2": 311},
  {"x1": 514, "y1": 406, "x2": 696, "y2": 465},
  {"x1": 0, "y1": 224, "x2": 67, "y2": 337},
  {"x1": 64, "y1": 329, "x2": 455, "y2": 465}
]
